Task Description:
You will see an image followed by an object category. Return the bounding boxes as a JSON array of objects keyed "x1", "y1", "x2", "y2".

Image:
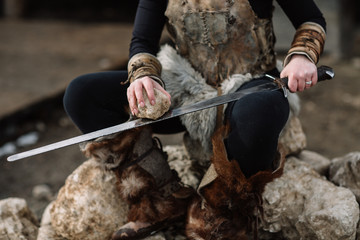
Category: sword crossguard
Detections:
[
  {"x1": 265, "y1": 74, "x2": 288, "y2": 98},
  {"x1": 266, "y1": 65, "x2": 335, "y2": 96}
]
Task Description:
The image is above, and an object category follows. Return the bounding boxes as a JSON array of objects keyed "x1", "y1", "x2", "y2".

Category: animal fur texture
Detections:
[
  {"x1": 82, "y1": 127, "x2": 193, "y2": 226},
  {"x1": 185, "y1": 124, "x2": 285, "y2": 240},
  {"x1": 80, "y1": 128, "x2": 140, "y2": 170},
  {"x1": 158, "y1": 44, "x2": 300, "y2": 152}
]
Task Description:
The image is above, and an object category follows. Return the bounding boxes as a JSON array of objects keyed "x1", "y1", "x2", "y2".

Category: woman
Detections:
[{"x1": 64, "y1": 0, "x2": 326, "y2": 239}]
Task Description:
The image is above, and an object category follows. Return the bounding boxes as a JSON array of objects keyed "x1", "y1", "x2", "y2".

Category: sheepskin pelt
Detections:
[{"x1": 158, "y1": 44, "x2": 300, "y2": 151}]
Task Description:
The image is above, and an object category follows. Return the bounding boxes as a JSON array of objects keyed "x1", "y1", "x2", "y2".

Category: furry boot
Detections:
[
  {"x1": 81, "y1": 126, "x2": 195, "y2": 240},
  {"x1": 185, "y1": 124, "x2": 286, "y2": 240}
]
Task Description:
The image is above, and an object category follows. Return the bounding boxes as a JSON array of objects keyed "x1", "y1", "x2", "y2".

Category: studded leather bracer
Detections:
[
  {"x1": 127, "y1": 53, "x2": 165, "y2": 88},
  {"x1": 284, "y1": 22, "x2": 326, "y2": 65}
]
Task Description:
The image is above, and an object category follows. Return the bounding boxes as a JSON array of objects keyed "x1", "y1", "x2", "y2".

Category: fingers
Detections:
[
  {"x1": 311, "y1": 69, "x2": 318, "y2": 86},
  {"x1": 127, "y1": 86, "x2": 138, "y2": 115},
  {"x1": 142, "y1": 80, "x2": 156, "y2": 106},
  {"x1": 127, "y1": 76, "x2": 170, "y2": 116},
  {"x1": 280, "y1": 55, "x2": 318, "y2": 93},
  {"x1": 287, "y1": 72, "x2": 313, "y2": 92},
  {"x1": 153, "y1": 81, "x2": 171, "y2": 100}
]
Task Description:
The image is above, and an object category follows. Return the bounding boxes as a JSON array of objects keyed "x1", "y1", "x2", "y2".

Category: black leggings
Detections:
[{"x1": 63, "y1": 70, "x2": 289, "y2": 177}]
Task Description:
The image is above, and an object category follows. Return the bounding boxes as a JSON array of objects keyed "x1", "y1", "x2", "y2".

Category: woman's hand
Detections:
[
  {"x1": 280, "y1": 55, "x2": 318, "y2": 92},
  {"x1": 127, "y1": 76, "x2": 171, "y2": 116}
]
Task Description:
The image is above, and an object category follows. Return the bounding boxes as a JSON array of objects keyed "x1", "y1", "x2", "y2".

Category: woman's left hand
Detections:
[{"x1": 280, "y1": 55, "x2": 318, "y2": 93}]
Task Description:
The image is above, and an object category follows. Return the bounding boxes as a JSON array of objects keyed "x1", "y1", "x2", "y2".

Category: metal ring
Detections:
[{"x1": 305, "y1": 81, "x2": 312, "y2": 85}]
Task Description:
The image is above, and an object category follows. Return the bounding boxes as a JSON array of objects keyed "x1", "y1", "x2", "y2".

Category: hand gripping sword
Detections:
[{"x1": 7, "y1": 66, "x2": 334, "y2": 162}]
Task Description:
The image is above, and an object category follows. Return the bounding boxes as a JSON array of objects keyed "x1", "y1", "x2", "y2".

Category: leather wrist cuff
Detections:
[
  {"x1": 284, "y1": 22, "x2": 326, "y2": 66},
  {"x1": 126, "y1": 53, "x2": 165, "y2": 88}
]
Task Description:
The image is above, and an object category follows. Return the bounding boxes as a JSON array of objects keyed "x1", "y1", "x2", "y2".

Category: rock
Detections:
[
  {"x1": 45, "y1": 144, "x2": 360, "y2": 240},
  {"x1": 37, "y1": 202, "x2": 66, "y2": 240},
  {"x1": 50, "y1": 159, "x2": 129, "y2": 240},
  {"x1": 329, "y1": 152, "x2": 360, "y2": 202},
  {"x1": 0, "y1": 198, "x2": 39, "y2": 240},
  {"x1": 165, "y1": 144, "x2": 202, "y2": 189},
  {"x1": 279, "y1": 116, "x2": 307, "y2": 155},
  {"x1": 261, "y1": 157, "x2": 359, "y2": 240},
  {"x1": 297, "y1": 150, "x2": 331, "y2": 176},
  {"x1": 32, "y1": 184, "x2": 53, "y2": 201},
  {"x1": 40, "y1": 199, "x2": 165, "y2": 240},
  {"x1": 136, "y1": 88, "x2": 171, "y2": 120}
]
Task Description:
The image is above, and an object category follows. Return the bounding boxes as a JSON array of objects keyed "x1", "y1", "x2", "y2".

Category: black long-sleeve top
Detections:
[{"x1": 129, "y1": 0, "x2": 326, "y2": 59}]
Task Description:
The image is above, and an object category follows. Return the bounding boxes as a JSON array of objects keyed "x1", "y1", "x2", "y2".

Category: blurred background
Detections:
[{"x1": 0, "y1": 0, "x2": 359, "y2": 218}]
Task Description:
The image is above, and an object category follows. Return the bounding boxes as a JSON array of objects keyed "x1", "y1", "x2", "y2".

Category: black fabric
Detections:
[
  {"x1": 224, "y1": 75, "x2": 290, "y2": 178},
  {"x1": 249, "y1": 0, "x2": 326, "y2": 29},
  {"x1": 129, "y1": 0, "x2": 326, "y2": 58},
  {"x1": 275, "y1": 0, "x2": 326, "y2": 29},
  {"x1": 129, "y1": 0, "x2": 168, "y2": 58}
]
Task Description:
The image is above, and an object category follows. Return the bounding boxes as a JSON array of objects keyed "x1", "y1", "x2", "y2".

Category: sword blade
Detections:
[{"x1": 7, "y1": 82, "x2": 278, "y2": 162}]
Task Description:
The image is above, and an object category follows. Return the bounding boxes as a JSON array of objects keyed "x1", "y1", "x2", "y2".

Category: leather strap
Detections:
[
  {"x1": 124, "y1": 53, "x2": 165, "y2": 88},
  {"x1": 284, "y1": 22, "x2": 326, "y2": 65},
  {"x1": 120, "y1": 137, "x2": 181, "y2": 198}
]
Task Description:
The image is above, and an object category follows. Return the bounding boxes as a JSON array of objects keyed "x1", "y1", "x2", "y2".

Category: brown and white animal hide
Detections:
[
  {"x1": 82, "y1": 127, "x2": 193, "y2": 226},
  {"x1": 186, "y1": 124, "x2": 285, "y2": 240},
  {"x1": 115, "y1": 165, "x2": 190, "y2": 224}
]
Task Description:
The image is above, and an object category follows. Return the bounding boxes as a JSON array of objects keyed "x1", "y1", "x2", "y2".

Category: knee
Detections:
[
  {"x1": 63, "y1": 74, "x2": 93, "y2": 116},
  {"x1": 231, "y1": 92, "x2": 290, "y2": 129}
]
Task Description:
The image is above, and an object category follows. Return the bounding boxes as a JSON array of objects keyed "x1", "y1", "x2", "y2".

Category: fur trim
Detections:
[
  {"x1": 117, "y1": 166, "x2": 154, "y2": 201},
  {"x1": 185, "y1": 124, "x2": 286, "y2": 239},
  {"x1": 158, "y1": 44, "x2": 300, "y2": 151},
  {"x1": 79, "y1": 129, "x2": 139, "y2": 169}
]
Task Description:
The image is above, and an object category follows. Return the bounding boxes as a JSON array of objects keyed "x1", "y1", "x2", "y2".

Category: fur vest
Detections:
[{"x1": 158, "y1": 44, "x2": 301, "y2": 152}]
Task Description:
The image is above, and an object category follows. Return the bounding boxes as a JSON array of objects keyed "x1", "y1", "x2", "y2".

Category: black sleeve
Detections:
[
  {"x1": 129, "y1": 0, "x2": 168, "y2": 59},
  {"x1": 276, "y1": 0, "x2": 326, "y2": 31}
]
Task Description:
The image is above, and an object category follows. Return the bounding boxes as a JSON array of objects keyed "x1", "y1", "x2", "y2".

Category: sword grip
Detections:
[
  {"x1": 317, "y1": 65, "x2": 335, "y2": 82},
  {"x1": 281, "y1": 65, "x2": 335, "y2": 87}
]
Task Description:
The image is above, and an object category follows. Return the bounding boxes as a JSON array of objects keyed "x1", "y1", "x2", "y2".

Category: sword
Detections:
[{"x1": 7, "y1": 66, "x2": 334, "y2": 162}]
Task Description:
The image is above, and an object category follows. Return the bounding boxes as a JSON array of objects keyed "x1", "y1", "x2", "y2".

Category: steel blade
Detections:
[{"x1": 7, "y1": 82, "x2": 278, "y2": 162}]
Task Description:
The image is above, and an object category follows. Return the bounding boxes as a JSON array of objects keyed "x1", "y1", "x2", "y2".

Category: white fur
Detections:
[
  {"x1": 119, "y1": 170, "x2": 149, "y2": 199},
  {"x1": 158, "y1": 44, "x2": 300, "y2": 151}
]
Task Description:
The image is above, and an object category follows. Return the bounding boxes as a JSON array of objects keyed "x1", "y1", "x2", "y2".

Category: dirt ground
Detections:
[
  {"x1": 0, "y1": 53, "x2": 360, "y2": 221},
  {"x1": 300, "y1": 56, "x2": 360, "y2": 157}
]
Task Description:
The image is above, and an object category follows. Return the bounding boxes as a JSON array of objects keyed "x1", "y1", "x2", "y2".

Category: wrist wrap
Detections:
[{"x1": 284, "y1": 22, "x2": 326, "y2": 65}]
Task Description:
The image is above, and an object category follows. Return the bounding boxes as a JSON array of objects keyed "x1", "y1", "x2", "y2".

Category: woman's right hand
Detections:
[{"x1": 127, "y1": 76, "x2": 171, "y2": 116}]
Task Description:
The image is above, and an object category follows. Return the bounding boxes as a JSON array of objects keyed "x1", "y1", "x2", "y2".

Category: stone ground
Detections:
[{"x1": 0, "y1": 16, "x2": 359, "y2": 222}]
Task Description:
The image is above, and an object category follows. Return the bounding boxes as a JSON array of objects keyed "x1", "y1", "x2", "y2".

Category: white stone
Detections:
[
  {"x1": 261, "y1": 157, "x2": 359, "y2": 240},
  {"x1": 297, "y1": 150, "x2": 331, "y2": 176},
  {"x1": 37, "y1": 202, "x2": 66, "y2": 240},
  {"x1": 136, "y1": 88, "x2": 171, "y2": 120},
  {"x1": 50, "y1": 159, "x2": 129, "y2": 240},
  {"x1": 165, "y1": 145, "x2": 202, "y2": 189},
  {"x1": 329, "y1": 152, "x2": 360, "y2": 202},
  {"x1": 32, "y1": 184, "x2": 53, "y2": 201},
  {"x1": 279, "y1": 116, "x2": 307, "y2": 155},
  {"x1": 0, "y1": 198, "x2": 39, "y2": 240}
]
